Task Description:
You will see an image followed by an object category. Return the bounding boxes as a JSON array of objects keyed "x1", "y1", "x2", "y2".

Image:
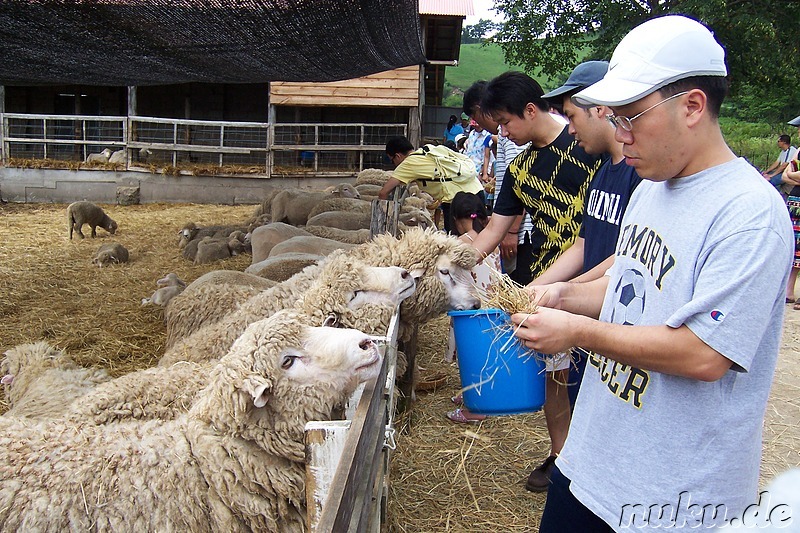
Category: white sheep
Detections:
[
  {"x1": 306, "y1": 196, "x2": 373, "y2": 220},
  {"x1": 245, "y1": 252, "x2": 323, "y2": 281},
  {"x1": 250, "y1": 223, "x2": 311, "y2": 264},
  {"x1": 355, "y1": 168, "x2": 391, "y2": 186},
  {"x1": 141, "y1": 273, "x2": 186, "y2": 307},
  {"x1": 108, "y1": 149, "x2": 126, "y2": 165},
  {"x1": 270, "y1": 183, "x2": 360, "y2": 226},
  {"x1": 91, "y1": 242, "x2": 130, "y2": 267},
  {"x1": 85, "y1": 148, "x2": 112, "y2": 164},
  {"x1": 160, "y1": 250, "x2": 416, "y2": 366},
  {"x1": 355, "y1": 183, "x2": 383, "y2": 197},
  {"x1": 164, "y1": 270, "x2": 276, "y2": 348},
  {"x1": 304, "y1": 225, "x2": 372, "y2": 244},
  {"x1": 306, "y1": 210, "x2": 372, "y2": 231},
  {"x1": 0, "y1": 311, "x2": 383, "y2": 532},
  {"x1": 268, "y1": 235, "x2": 355, "y2": 258},
  {"x1": 1, "y1": 341, "x2": 110, "y2": 418}
]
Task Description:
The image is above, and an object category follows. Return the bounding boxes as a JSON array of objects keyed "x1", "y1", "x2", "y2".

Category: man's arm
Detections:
[
  {"x1": 529, "y1": 238, "x2": 585, "y2": 285},
  {"x1": 499, "y1": 215, "x2": 522, "y2": 261},
  {"x1": 378, "y1": 176, "x2": 404, "y2": 200},
  {"x1": 470, "y1": 212, "x2": 516, "y2": 261},
  {"x1": 511, "y1": 309, "x2": 732, "y2": 381},
  {"x1": 571, "y1": 254, "x2": 614, "y2": 283}
]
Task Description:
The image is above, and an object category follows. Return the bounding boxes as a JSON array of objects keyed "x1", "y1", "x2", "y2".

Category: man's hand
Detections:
[
  {"x1": 524, "y1": 282, "x2": 564, "y2": 309},
  {"x1": 510, "y1": 307, "x2": 582, "y2": 354},
  {"x1": 500, "y1": 232, "x2": 518, "y2": 260}
]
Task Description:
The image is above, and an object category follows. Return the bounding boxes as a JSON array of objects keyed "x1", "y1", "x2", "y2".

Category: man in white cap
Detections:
[{"x1": 510, "y1": 15, "x2": 794, "y2": 531}]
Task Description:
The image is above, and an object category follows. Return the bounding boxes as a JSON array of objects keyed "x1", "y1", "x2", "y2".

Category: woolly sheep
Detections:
[
  {"x1": 268, "y1": 235, "x2": 355, "y2": 258},
  {"x1": 270, "y1": 183, "x2": 359, "y2": 226},
  {"x1": 250, "y1": 223, "x2": 311, "y2": 264},
  {"x1": 245, "y1": 252, "x2": 323, "y2": 281},
  {"x1": 160, "y1": 251, "x2": 416, "y2": 366},
  {"x1": 1, "y1": 341, "x2": 110, "y2": 418},
  {"x1": 85, "y1": 148, "x2": 112, "y2": 163},
  {"x1": 108, "y1": 149, "x2": 126, "y2": 165},
  {"x1": 91, "y1": 242, "x2": 129, "y2": 267},
  {"x1": 67, "y1": 201, "x2": 118, "y2": 240},
  {"x1": 305, "y1": 225, "x2": 372, "y2": 244},
  {"x1": 142, "y1": 273, "x2": 187, "y2": 307},
  {"x1": 355, "y1": 183, "x2": 383, "y2": 197},
  {"x1": 164, "y1": 270, "x2": 275, "y2": 347},
  {"x1": 306, "y1": 210, "x2": 372, "y2": 231},
  {"x1": 246, "y1": 186, "x2": 282, "y2": 224},
  {"x1": 355, "y1": 168, "x2": 391, "y2": 186},
  {"x1": 177, "y1": 222, "x2": 249, "y2": 250},
  {"x1": 0, "y1": 311, "x2": 382, "y2": 532},
  {"x1": 306, "y1": 197, "x2": 372, "y2": 220},
  {"x1": 399, "y1": 207, "x2": 435, "y2": 230}
]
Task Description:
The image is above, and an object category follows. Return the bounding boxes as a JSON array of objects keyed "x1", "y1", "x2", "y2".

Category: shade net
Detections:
[{"x1": 0, "y1": 0, "x2": 426, "y2": 86}]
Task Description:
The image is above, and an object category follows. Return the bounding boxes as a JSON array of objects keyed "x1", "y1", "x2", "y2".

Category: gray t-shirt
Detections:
[{"x1": 558, "y1": 158, "x2": 794, "y2": 530}]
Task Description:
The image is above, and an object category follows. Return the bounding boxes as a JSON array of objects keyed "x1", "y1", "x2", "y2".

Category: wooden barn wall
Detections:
[{"x1": 269, "y1": 66, "x2": 420, "y2": 108}]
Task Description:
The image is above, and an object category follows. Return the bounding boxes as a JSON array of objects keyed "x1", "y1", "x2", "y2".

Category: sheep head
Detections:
[
  {"x1": 177, "y1": 222, "x2": 199, "y2": 248},
  {"x1": 297, "y1": 250, "x2": 416, "y2": 333},
  {"x1": 1, "y1": 342, "x2": 74, "y2": 405},
  {"x1": 190, "y1": 311, "x2": 381, "y2": 456}
]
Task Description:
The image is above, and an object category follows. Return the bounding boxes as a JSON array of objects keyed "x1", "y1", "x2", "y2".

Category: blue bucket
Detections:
[{"x1": 448, "y1": 308, "x2": 546, "y2": 415}]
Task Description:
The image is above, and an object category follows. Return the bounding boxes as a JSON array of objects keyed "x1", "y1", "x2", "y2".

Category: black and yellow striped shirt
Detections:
[{"x1": 493, "y1": 126, "x2": 601, "y2": 278}]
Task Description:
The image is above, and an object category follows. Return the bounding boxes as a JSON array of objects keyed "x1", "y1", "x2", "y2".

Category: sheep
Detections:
[
  {"x1": 0, "y1": 311, "x2": 383, "y2": 532},
  {"x1": 306, "y1": 210, "x2": 372, "y2": 231},
  {"x1": 399, "y1": 207, "x2": 436, "y2": 230},
  {"x1": 160, "y1": 250, "x2": 416, "y2": 366},
  {"x1": 355, "y1": 183, "x2": 383, "y2": 197},
  {"x1": 1, "y1": 341, "x2": 110, "y2": 418},
  {"x1": 246, "y1": 186, "x2": 282, "y2": 225},
  {"x1": 177, "y1": 222, "x2": 249, "y2": 250},
  {"x1": 270, "y1": 183, "x2": 360, "y2": 226},
  {"x1": 164, "y1": 270, "x2": 275, "y2": 347},
  {"x1": 245, "y1": 252, "x2": 323, "y2": 281},
  {"x1": 138, "y1": 147, "x2": 154, "y2": 162},
  {"x1": 91, "y1": 242, "x2": 129, "y2": 267},
  {"x1": 67, "y1": 201, "x2": 118, "y2": 240},
  {"x1": 250, "y1": 223, "x2": 311, "y2": 264},
  {"x1": 141, "y1": 273, "x2": 186, "y2": 307},
  {"x1": 268, "y1": 235, "x2": 355, "y2": 258},
  {"x1": 355, "y1": 168, "x2": 391, "y2": 186},
  {"x1": 84, "y1": 148, "x2": 112, "y2": 164},
  {"x1": 108, "y1": 149, "x2": 126, "y2": 165},
  {"x1": 305, "y1": 225, "x2": 372, "y2": 244},
  {"x1": 306, "y1": 196, "x2": 372, "y2": 220}
]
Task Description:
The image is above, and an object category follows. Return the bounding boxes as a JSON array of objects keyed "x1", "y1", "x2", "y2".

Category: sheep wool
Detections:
[{"x1": 0, "y1": 311, "x2": 382, "y2": 532}]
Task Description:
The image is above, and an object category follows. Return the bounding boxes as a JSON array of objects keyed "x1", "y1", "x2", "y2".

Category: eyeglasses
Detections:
[{"x1": 605, "y1": 91, "x2": 689, "y2": 131}]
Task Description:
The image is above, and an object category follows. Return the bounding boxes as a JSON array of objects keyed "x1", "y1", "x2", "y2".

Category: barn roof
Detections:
[
  {"x1": 0, "y1": 0, "x2": 427, "y2": 86},
  {"x1": 418, "y1": 0, "x2": 474, "y2": 17}
]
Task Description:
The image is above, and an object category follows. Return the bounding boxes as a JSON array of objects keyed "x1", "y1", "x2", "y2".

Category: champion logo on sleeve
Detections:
[{"x1": 710, "y1": 310, "x2": 725, "y2": 322}]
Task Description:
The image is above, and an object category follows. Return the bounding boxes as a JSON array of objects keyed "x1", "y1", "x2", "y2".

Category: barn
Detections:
[{"x1": 0, "y1": 0, "x2": 471, "y2": 204}]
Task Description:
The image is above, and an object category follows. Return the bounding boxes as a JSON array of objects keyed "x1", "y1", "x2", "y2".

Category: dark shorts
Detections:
[{"x1": 540, "y1": 466, "x2": 613, "y2": 533}]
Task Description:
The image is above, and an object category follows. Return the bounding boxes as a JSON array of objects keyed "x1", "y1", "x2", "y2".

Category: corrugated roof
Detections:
[{"x1": 419, "y1": 0, "x2": 473, "y2": 17}]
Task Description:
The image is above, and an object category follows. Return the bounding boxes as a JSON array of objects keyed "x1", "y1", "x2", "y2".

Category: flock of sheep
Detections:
[{"x1": 0, "y1": 168, "x2": 482, "y2": 531}]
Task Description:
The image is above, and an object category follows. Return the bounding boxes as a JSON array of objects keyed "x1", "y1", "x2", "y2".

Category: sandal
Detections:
[
  {"x1": 450, "y1": 394, "x2": 463, "y2": 406},
  {"x1": 786, "y1": 298, "x2": 796, "y2": 304},
  {"x1": 446, "y1": 408, "x2": 487, "y2": 424},
  {"x1": 794, "y1": 301, "x2": 800, "y2": 311}
]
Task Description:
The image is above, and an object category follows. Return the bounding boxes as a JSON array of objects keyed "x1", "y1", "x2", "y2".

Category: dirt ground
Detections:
[{"x1": 0, "y1": 202, "x2": 797, "y2": 532}]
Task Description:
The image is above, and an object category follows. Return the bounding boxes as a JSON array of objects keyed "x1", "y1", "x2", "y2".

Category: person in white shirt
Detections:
[{"x1": 762, "y1": 134, "x2": 798, "y2": 185}]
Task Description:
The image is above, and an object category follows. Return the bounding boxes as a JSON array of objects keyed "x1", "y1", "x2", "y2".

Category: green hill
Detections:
[{"x1": 443, "y1": 43, "x2": 565, "y2": 107}]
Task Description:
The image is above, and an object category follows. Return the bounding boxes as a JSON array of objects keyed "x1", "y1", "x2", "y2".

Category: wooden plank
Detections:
[
  {"x1": 269, "y1": 95, "x2": 418, "y2": 108},
  {"x1": 305, "y1": 421, "x2": 351, "y2": 531},
  {"x1": 271, "y1": 79, "x2": 420, "y2": 93}
]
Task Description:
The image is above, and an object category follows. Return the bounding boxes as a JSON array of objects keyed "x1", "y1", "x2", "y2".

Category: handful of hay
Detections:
[{"x1": 479, "y1": 266, "x2": 538, "y2": 316}]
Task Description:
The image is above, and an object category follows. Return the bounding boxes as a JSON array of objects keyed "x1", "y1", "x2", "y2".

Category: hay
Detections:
[{"x1": 0, "y1": 203, "x2": 797, "y2": 531}]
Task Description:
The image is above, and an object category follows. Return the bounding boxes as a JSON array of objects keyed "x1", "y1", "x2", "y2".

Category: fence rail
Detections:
[{"x1": 0, "y1": 113, "x2": 406, "y2": 177}]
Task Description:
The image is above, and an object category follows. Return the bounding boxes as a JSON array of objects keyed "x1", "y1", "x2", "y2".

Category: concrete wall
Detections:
[{"x1": 0, "y1": 168, "x2": 350, "y2": 205}]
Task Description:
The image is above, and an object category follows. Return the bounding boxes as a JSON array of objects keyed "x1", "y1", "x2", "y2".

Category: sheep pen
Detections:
[{"x1": 0, "y1": 202, "x2": 798, "y2": 532}]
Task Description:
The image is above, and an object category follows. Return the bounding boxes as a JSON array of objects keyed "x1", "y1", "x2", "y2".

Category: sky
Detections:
[{"x1": 465, "y1": 0, "x2": 505, "y2": 25}]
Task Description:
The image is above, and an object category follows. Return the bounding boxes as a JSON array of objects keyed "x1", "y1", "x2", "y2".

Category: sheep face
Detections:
[{"x1": 347, "y1": 266, "x2": 415, "y2": 308}]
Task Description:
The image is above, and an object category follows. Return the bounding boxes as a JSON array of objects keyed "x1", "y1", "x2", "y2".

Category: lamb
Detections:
[
  {"x1": 245, "y1": 252, "x2": 323, "y2": 281},
  {"x1": 141, "y1": 273, "x2": 187, "y2": 307},
  {"x1": 67, "y1": 201, "x2": 118, "y2": 239},
  {"x1": 250, "y1": 223, "x2": 311, "y2": 264},
  {"x1": 177, "y1": 222, "x2": 249, "y2": 250},
  {"x1": 160, "y1": 251, "x2": 416, "y2": 366},
  {"x1": 268, "y1": 235, "x2": 355, "y2": 258},
  {"x1": 108, "y1": 149, "x2": 126, "y2": 165},
  {"x1": 1, "y1": 341, "x2": 110, "y2": 418},
  {"x1": 91, "y1": 242, "x2": 129, "y2": 267},
  {"x1": 0, "y1": 311, "x2": 383, "y2": 532},
  {"x1": 164, "y1": 270, "x2": 276, "y2": 347},
  {"x1": 270, "y1": 183, "x2": 360, "y2": 226},
  {"x1": 85, "y1": 148, "x2": 112, "y2": 164}
]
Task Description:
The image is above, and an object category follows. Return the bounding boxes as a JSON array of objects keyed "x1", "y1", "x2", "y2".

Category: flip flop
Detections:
[
  {"x1": 786, "y1": 298, "x2": 796, "y2": 304},
  {"x1": 446, "y1": 408, "x2": 486, "y2": 424}
]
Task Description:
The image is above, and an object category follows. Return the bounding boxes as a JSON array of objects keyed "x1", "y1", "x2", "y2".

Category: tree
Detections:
[
  {"x1": 491, "y1": 0, "x2": 799, "y2": 121},
  {"x1": 461, "y1": 19, "x2": 499, "y2": 44}
]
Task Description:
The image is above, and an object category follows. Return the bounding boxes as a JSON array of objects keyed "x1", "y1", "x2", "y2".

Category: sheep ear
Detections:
[
  {"x1": 1, "y1": 374, "x2": 13, "y2": 385},
  {"x1": 409, "y1": 267, "x2": 426, "y2": 280},
  {"x1": 242, "y1": 377, "x2": 272, "y2": 408}
]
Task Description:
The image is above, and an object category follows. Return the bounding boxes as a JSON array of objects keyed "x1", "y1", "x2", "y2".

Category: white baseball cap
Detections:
[{"x1": 572, "y1": 15, "x2": 727, "y2": 107}]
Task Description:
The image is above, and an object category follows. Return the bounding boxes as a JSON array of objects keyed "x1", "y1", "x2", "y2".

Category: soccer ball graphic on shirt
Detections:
[{"x1": 610, "y1": 269, "x2": 646, "y2": 326}]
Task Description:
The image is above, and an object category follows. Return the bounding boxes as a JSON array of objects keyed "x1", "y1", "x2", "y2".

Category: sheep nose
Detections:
[
  {"x1": 400, "y1": 269, "x2": 410, "y2": 280},
  {"x1": 359, "y1": 339, "x2": 374, "y2": 350},
  {"x1": 470, "y1": 301, "x2": 481, "y2": 310}
]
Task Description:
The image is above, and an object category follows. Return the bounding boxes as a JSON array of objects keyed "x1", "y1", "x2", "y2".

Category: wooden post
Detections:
[{"x1": 0, "y1": 85, "x2": 5, "y2": 163}]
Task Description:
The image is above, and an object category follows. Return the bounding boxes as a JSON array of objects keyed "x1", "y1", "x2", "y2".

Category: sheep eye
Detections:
[
  {"x1": 439, "y1": 268, "x2": 450, "y2": 276},
  {"x1": 281, "y1": 355, "x2": 297, "y2": 369}
]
